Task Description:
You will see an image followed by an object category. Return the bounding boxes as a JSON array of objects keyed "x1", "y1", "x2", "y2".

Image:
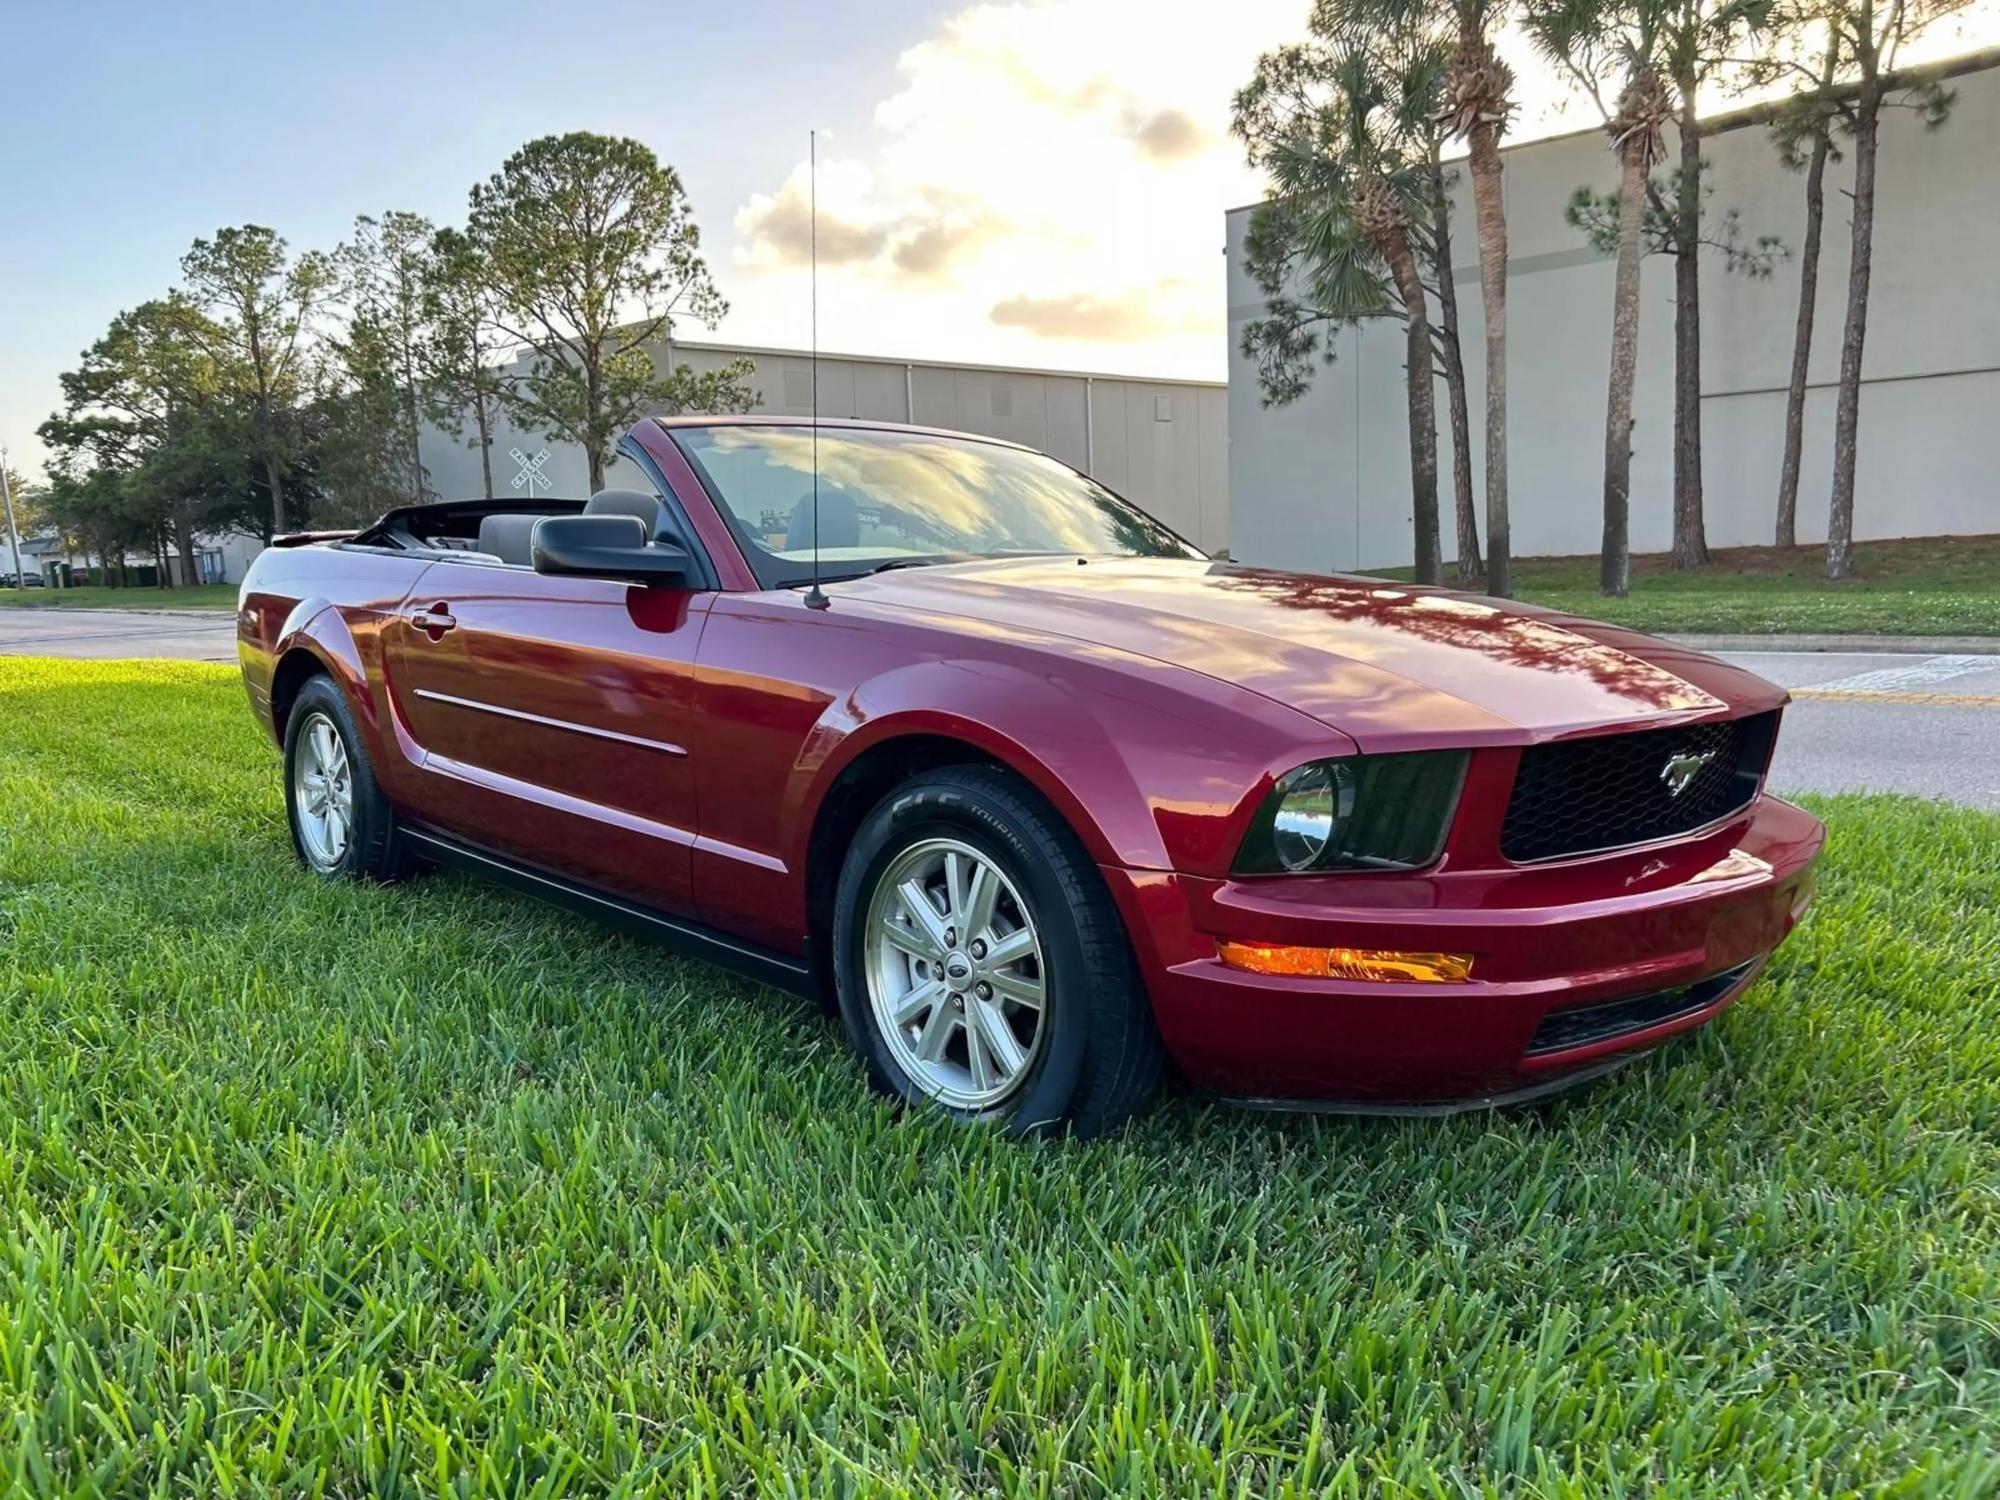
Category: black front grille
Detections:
[
  {"x1": 1501, "y1": 711, "x2": 1776, "y2": 863},
  {"x1": 1525, "y1": 959, "x2": 1760, "y2": 1057}
]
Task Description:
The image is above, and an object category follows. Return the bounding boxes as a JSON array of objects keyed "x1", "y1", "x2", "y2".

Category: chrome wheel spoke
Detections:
[
  {"x1": 987, "y1": 966, "x2": 1045, "y2": 1010},
  {"x1": 964, "y1": 1011, "x2": 994, "y2": 1091},
  {"x1": 913, "y1": 997, "x2": 958, "y2": 1062},
  {"x1": 983, "y1": 927, "x2": 1035, "y2": 968},
  {"x1": 944, "y1": 851, "x2": 970, "y2": 927},
  {"x1": 897, "y1": 880, "x2": 949, "y2": 955},
  {"x1": 970, "y1": 996, "x2": 1027, "y2": 1080},
  {"x1": 883, "y1": 907, "x2": 944, "y2": 962},
  {"x1": 961, "y1": 861, "x2": 998, "y2": 944},
  {"x1": 890, "y1": 978, "x2": 945, "y2": 1029}
]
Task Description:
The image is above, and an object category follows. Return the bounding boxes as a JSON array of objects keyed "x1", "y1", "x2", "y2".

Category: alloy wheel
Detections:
[
  {"x1": 293, "y1": 711, "x2": 354, "y2": 870},
  {"x1": 863, "y1": 836, "x2": 1048, "y2": 1111}
]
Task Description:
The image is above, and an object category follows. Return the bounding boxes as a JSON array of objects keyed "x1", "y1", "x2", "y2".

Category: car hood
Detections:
[{"x1": 833, "y1": 557, "x2": 1785, "y2": 749}]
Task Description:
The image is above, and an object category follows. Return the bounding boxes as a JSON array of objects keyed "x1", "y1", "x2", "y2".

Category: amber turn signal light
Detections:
[{"x1": 1216, "y1": 941, "x2": 1474, "y2": 984}]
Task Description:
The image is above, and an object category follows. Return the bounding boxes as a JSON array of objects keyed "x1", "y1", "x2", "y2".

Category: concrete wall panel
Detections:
[{"x1": 1227, "y1": 56, "x2": 2000, "y2": 570}]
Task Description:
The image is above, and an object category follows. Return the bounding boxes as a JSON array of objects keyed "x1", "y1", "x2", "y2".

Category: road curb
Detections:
[
  {"x1": 0, "y1": 606, "x2": 233, "y2": 620},
  {"x1": 1666, "y1": 633, "x2": 2000, "y2": 655}
]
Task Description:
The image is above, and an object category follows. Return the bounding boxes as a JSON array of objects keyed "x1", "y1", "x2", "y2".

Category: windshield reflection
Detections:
[{"x1": 673, "y1": 425, "x2": 1202, "y2": 588}]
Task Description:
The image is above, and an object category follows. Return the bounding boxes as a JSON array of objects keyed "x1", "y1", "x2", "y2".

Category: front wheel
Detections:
[
  {"x1": 832, "y1": 765, "x2": 1167, "y2": 1136},
  {"x1": 282, "y1": 675, "x2": 414, "y2": 881}
]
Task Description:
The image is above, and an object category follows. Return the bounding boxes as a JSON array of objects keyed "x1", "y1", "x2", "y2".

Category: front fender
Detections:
[
  {"x1": 784, "y1": 654, "x2": 1355, "y2": 877},
  {"x1": 271, "y1": 600, "x2": 362, "y2": 714},
  {"x1": 789, "y1": 659, "x2": 1159, "y2": 870}
]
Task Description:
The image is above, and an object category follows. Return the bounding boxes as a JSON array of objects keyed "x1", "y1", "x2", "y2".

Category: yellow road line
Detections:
[{"x1": 1792, "y1": 689, "x2": 2000, "y2": 706}]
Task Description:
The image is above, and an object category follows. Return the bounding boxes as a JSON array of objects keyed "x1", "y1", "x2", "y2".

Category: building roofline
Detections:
[
  {"x1": 652, "y1": 336, "x2": 1227, "y2": 389},
  {"x1": 494, "y1": 331, "x2": 1227, "y2": 390},
  {"x1": 649, "y1": 412, "x2": 1042, "y2": 451}
]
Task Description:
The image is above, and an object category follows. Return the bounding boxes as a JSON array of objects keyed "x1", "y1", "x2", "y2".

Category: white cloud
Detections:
[
  {"x1": 724, "y1": 0, "x2": 1305, "y2": 379},
  {"x1": 989, "y1": 282, "x2": 1209, "y2": 341}
]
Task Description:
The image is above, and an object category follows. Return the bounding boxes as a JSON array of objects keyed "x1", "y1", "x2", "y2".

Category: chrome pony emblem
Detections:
[{"x1": 1659, "y1": 749, "x2": 1717, "y2": 798}]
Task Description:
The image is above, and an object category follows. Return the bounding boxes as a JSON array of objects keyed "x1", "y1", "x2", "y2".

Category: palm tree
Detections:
[
  {"x1": 1382, "y1": 26, "x2": 1486, "y2": 582},
  {"x1": 1235, "y1": 40, "x2": 1447, "y2": 582},
  {"x1": 1767, "y1": 34, "x2": 1843, "y2": 549},
  {"x1": 1525, "y1": 0, "x2": 1672, "y2": 597},
  {"x1": 1652, "y1": 0, "x2": 1770, "y2": 569},
  {"x1": 1426, "y1": 157, "x2": 1484, "y2": 582},
  {"x1": 1597, "y1": 68, "x2": 1673, "y2": 596},
  {"x1": 1433, "y1": 0, "x2": 1518, "y2": 596},
  {"x1": 1813, "y1": 0, "x2": 1962, "y2": 579}
]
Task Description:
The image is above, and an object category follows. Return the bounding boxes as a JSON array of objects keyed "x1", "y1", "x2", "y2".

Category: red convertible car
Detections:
[{"x1": 238, "y1": 416, "x2": 1823, "y2": 1134}]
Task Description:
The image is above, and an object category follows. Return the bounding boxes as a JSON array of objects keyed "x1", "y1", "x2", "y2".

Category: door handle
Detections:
[{"x1": 409, "y1": 602, "x2": 457, "y2": 640}]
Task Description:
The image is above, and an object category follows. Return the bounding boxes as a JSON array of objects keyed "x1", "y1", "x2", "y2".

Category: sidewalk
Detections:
[{"x1": 1667, "y1": 633, "x2": 2000, "y2": 655}]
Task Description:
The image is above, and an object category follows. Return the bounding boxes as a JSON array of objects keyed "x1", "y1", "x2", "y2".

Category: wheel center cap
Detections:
[{"x1": 944, "y1": 953, "x2": 974, "y2": 986}]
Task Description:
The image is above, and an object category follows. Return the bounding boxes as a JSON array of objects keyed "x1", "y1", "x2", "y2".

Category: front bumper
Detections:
[{"x1": 1103, "y1": 794, "x2": 1824, "y2": 1106}]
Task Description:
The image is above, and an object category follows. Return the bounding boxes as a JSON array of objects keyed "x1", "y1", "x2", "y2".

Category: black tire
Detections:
[
  {"x1": 832, "y1": 764, "x2": 1167, "y2": 1137},
  {"x1": 281, "y1": 675, "x2": 415, "y2": 882}
]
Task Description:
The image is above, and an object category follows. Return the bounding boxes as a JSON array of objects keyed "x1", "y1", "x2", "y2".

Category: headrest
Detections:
[
  {"x1": 584, "y1": 489, "x2": 663, "y2": 538},
  {"x1": 476, "y1": 513, "x2": 547, "y2": 567},
  {"x1": 785, "y1": 488, "x2": 861, "y2": 550}
]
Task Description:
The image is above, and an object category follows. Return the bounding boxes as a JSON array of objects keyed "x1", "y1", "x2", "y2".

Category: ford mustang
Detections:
[{"x1": 237, "y1": 415, "x2": 1824, "y2": 1134}]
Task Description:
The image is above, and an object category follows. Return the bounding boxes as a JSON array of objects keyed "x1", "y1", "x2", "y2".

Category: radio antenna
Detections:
[{"x1": 803, "y1": 127, "x2": 829, "y2": 610}]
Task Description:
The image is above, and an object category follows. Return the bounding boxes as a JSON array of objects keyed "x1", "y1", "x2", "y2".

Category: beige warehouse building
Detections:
[
  {"x1": 419, "y1": 339, "x2": 1230, "y2": 556},
  {"x1": 1225, "y1": 49, "x2": 2000, "y2": 573}
]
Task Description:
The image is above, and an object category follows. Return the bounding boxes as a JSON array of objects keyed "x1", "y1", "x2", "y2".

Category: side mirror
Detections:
[{"x1": 532, "y1": 515, "x2": 692, "y2": 586}]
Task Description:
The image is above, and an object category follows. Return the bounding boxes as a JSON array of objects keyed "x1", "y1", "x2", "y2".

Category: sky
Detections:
[{"x1": 3, "y1": 0, "x2": 1996, "y2": 485}]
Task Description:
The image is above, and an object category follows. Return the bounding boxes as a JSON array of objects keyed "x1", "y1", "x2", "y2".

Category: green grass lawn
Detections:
[
  {"x1": 1378, "y1": 534, "x2": 2000, "y2": 636},
  {"x1": 0, "y1": 582, "x2": 239, "y2": 611},
  {"x1": 2, "y1": 658, "x2": 1997, "y2": 1496}
]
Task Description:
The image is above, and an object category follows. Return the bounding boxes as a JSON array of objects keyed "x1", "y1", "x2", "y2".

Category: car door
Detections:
[{"x1": 383, "y1": 555, "x2": 712, "y2": 915}]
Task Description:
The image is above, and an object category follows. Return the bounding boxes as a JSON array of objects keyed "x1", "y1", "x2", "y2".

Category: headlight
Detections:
[
  {"x1": 1268, "y1": 761, "x2": 1355, "y2": 871},
  {"x1": 1234, "y1": 750, "x2": 1466, "y2": 875}
]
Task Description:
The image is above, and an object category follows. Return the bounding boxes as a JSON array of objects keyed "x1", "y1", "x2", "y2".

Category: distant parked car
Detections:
[
  {"x1": 236, "y1": 416, "x2": 1824, "y2": 1134},
  {"x1": 1, "y1": 571, "x2": 46, "y2": 587}
]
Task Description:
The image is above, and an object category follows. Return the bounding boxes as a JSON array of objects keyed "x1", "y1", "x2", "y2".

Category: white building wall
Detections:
[
  {"x1": 420, "y1": 341, "x2": 1231, "y2": 555},
  {"x1": 1225, "y1": 54, "x2": 2000, "y2": 572}
]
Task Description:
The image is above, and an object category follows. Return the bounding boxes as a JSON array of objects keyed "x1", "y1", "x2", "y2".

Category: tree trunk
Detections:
[
  {"x1": 1429, "y1": 155, "x2": 1482, "y2": 583},
  {"x1": 249, "y1": 322, "x2": 287, "y2": 535},
  {"x1": 1827, "y1": 96, "x2": 1878, "y2": 581},
  {"x1": 477, "y1": 398, "x2": 496, "y2": 499},
  {"x1": 263, "y1": 449, "x2": 288, "y2": 536},
  {"x1": 1386, "y1": 231, "x2": 1442, "y2": 585},
  {"x1": 1776, "y1": 130, "x2": 1829, "y2": 550},
  {"x1": 1600, "y1": 137, "x2": 1651, "y2": 598},
  {"x1": 174, "y1": 501, "x2": 200, "y2": 588},
  {"x1": 1467, "y1": 122, "x2": 1510, "y2": 597},
  {"x1": 1671, "y1": 85, "x2": 1708, "y2": 568},
  {"x1": 586, "y1": 361, "x2": 607, "y2": 494},
  {"x1": 474, "y1": 331, "x2": 497, "y2": 499},
  {"x1": 405, "y1": 383, "x2": 428, "y2": 505}
]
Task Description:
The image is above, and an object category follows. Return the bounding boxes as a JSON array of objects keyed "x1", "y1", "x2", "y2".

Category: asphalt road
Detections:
[
  {"x1": 1722, "y1": 650, "x2": 2000, "y2": 810},
  {"x1": 0, "y1": 606, "x2": 238, "y2": 663},
  {"x1": 2, "y1": 609, "x2": 1995, "y2": 808}
]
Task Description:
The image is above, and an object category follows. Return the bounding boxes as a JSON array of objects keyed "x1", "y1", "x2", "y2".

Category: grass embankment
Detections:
[
  {"x1": 0, "y1": 582, "x2": 239, "y2": 611},
  {"x1": 1381, "y1": 534, "x2": 2000, "y2": 636},
  {"x1": 2, "y1": 657, "x2": 1997, "y2": 1495}
]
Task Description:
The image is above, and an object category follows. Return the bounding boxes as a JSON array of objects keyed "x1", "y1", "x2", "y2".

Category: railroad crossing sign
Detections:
[{"x1": 509, "y1": 446, "x2": 553, "y2": 498}]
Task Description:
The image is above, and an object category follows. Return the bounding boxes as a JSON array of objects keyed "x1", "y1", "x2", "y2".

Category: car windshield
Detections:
[{"x1": 671, "y1": 424, "x2": 1203, "y2": 589}]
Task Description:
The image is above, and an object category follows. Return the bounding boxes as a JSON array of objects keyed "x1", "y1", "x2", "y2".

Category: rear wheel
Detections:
[
  {"x1": 282, "y1": 675, "x2": 413, "y2": 881},
  {"x1": 833, "y1": 765, "x2": 1167, "y2": 1136}
]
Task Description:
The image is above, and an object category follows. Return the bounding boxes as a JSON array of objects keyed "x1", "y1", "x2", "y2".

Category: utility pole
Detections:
[{"x1": 0, "y1": 446, "x2": 25, "y2": 590}]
